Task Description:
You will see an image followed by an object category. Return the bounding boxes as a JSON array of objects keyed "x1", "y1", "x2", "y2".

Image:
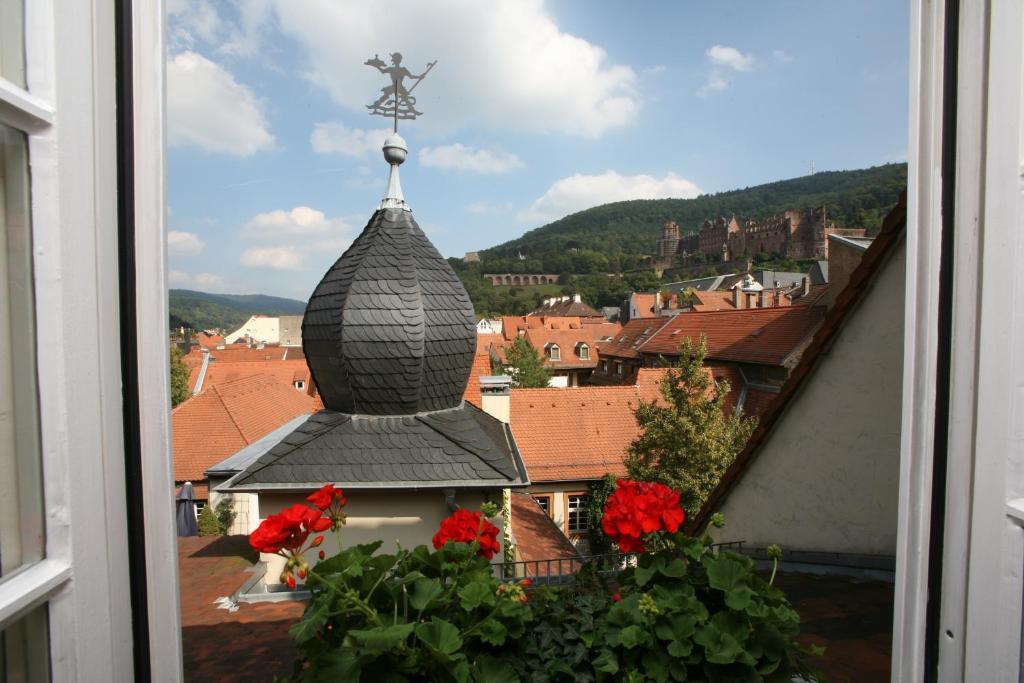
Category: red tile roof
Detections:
[
  {"x1": 630, "y1": 293, "x2": 659, "y2": 318},
  {"x1": 207, "y1": 346, "x2": 290, "y2": 362},
  {"x1": 463, "y1": 336, "x2": 499, "y2": 408},
  {"x1": 194, "y1": 332, "x2": 225, "y2": 349},
  {"x1": 641, "y1": 306, "x2": 825, "y2": 366},
  {"x1": 510, "y1": 493, "x2": 580, "y2": 564},
  {"x1": 198, "y1": 359, "x2": 310, "y2": 392},
  {"x1": 173, "y1": 374, "x2": 315, "y2": 486},
  {"x1": 690, "y1": 193, "x2": 907, "y2": 532},
  {"x1": 509, "y1": 377, "x2": 665, "y2": 482},
  {"x1": 596, "y1": 317, "x2": 673, "y2": 360}
]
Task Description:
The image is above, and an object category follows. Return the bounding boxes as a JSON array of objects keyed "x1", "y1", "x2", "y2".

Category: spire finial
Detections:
[{"x1": 365, "y1": 52, "x2": 436, "y2": 210}]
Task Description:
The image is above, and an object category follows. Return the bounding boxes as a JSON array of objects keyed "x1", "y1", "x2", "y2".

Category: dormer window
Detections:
[
  {"x1": 546, "y1": 343, "x2": 560, "y2": 361},
  {"x1": 576, "y1": 342, "x2": 590, "y2": 360}
]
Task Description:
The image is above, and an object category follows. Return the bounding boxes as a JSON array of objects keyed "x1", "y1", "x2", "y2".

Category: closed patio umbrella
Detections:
[{"x1": 176, "y1": 482, "x2": 199, "y2": 537}]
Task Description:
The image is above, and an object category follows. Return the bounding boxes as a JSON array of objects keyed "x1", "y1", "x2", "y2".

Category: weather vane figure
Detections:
[{"x1": 365, "y1": 52, "x2": 436, "y2": 132}]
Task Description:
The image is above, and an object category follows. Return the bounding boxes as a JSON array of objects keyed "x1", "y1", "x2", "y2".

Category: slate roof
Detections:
[
  {"x1": 227, "y1": 402, "x2": 528, "y2": 490},
  {"x1": 225, "y1": 206, "x2": 527, "y2": 491},
  {"x1": 303, "y1": 208, "x2": 476, "y2": 415},
  {"x1": 640, "y1": 305, "x2": 825, "y2": 366},
  {"x1": 689, "y1": 193, "x2": 907, "y2": 532}
]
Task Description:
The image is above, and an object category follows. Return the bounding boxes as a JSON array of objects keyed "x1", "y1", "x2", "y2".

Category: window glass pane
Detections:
[
  {"x1": 0, "y1": 122, "x2": 42, "y2": 580},
  {"x1": 1, "y1": 603, "x2": 49, "y2": 681},
  {"x1": 0, "y1": 0, "x2": 26, "y2": 88},
  {"x1": 567, "y1": 495, "x2": 588, "y2": 533}
]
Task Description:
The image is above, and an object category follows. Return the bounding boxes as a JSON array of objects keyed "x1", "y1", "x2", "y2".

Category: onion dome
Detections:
[{"x1": 301, "y1": 137, "x2": 476, "y2": 415}]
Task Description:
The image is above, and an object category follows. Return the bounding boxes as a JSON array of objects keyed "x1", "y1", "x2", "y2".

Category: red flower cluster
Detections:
[
  {"x1": 601, "y1": 480, "x2": 686, "y2": 553},
  {"x1": 249, "y1": 503, "x2": 331, "y2": 554},
  {"x1": 431, "y1": 509, "x2": 501, "y2": 560},
  {"x1": 307, "y1": 484, "x2": 348, "y2": 531},
  {"x1": 307, "y1": 483, "x2": 346, "y2": 510}
]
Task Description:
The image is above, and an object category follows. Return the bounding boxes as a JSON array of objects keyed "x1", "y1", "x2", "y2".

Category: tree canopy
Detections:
[
  {"x1": 170, "y1": 345, "x2": 191, "y2": 407},
  {"x1": 497, "y1": 337, "x2": 552, "y2": 388},
  {"x1": 625, "y1": 337, "x2": 757, "y2": 514}
]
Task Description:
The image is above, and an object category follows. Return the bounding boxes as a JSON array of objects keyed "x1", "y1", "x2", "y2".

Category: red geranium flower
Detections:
[
  {"x1": 307, "y1": 483, "x2": 347, "y2": 511},
  {"x1": 249, "y1": 503, "x2": 330, "y2": 555},
  {"x1": 432, "y1": 509, "x2": 501, "y2": 560},
  {"x1": 601, "y1": 480, "x2": 686, "y2": 553}
]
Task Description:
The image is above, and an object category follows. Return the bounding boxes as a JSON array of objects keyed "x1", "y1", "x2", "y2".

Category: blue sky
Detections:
[{"x1": 166, "y1": 0, "x2": 908, "y2": 300}]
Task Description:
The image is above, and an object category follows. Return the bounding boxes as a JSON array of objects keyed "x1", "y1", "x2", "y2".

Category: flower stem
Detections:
[{"x1": 769, "y1": 557, "x2": 778, "y2": 586}]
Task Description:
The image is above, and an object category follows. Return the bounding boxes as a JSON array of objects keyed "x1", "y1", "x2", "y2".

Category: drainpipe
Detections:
[{"x1": 444, "y1": 489, "x2": 459, "y2": 512}]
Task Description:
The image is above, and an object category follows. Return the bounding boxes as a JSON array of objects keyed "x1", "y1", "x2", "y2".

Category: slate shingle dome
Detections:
[{"x1": 302, "y1": 207, "x2": 476, "y2": 415}]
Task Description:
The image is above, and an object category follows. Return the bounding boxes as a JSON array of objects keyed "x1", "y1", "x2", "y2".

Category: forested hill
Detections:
[
  {"x1": 479, "y1": 163, "x2": 906, "y2": 273},
  {"x1": 169, "y1": 289, "x2": 306, "y2": 332}
]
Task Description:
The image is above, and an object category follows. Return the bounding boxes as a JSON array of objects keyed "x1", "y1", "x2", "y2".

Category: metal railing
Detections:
[{"x1": 495, "y1": 540, "x2": 745, "y2": 585}]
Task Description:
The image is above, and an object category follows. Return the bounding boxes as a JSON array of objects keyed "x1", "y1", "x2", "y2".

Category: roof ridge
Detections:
[{"x1": 211, "y1": 383, "x2": 250, "y2": 443}]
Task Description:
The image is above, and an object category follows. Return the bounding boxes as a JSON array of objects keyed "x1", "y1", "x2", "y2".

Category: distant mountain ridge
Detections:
[
  {"x1": 169, "y1": 289, "x2": 306, "y2": 332},
  {"x1": 477, "y1": 163, "x2": 906, "y2": 272}
]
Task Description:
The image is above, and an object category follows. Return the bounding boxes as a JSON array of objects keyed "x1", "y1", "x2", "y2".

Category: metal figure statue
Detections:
[{"x1": 365, "y1": 52, "x2": 436, "y2": 131}]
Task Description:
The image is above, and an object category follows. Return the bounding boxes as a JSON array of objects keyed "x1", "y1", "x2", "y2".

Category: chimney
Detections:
[
  {"x1": 573, "y1": 294, "x2": 581, "y2": 303},
  {"x1": 733, "y1": 286, "x2": 742, "y2": 309},
  {"x1": 802, "y1": 276, "x2": 810, "y2": 297},
  {"x1": 479, "y1": 375, "x2": 512, "y2": 423},
  {"x1": 759, "y1": 290, "x2": 767, "y2": 308}
]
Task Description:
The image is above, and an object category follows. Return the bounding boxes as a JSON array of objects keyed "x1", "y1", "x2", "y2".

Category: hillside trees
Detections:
[{"x1": 625, "y1": 337, "x2": 757, "y2": 513}]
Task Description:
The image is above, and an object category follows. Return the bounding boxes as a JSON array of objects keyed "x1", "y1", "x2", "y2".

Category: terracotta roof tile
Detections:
[
  {"x1": 630, "y1": 293, "x2": 659, "y2": 318},
  {"x1": 690, "y1": 192, "x2": 907, "y2": 532},
  {"x1": 173, "y1": 374, "x2": 315, "y2": 486},
  {"x1": 510, "y1": 493, "x2": 581, "y2": 564},
  {"x1": 641, "y1": 306, "x2": 825, "y2": 366},
  {"x1": 200, "y1": 359, "x2": 310, "y2": 391},
  {"x1": 597, "y1": 317, "x2": 673, "y2": 360},
  {"x1": 463, "y1": 336, "x2": 498, "y2": 408}
]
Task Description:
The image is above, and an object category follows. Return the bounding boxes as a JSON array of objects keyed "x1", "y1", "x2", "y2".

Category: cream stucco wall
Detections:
[
  {"x1": 257, "y1": 489, "x2": 502, "y2": 585},
  {"x1": 710, "y1": 241, "x2": 905, "y2": 557},
  {"x1": 207, "y1": 476, "x2": 260, "y2": 535}
]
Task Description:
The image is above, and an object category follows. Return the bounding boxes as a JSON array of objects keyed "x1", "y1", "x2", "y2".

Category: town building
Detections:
[
  {"x1": 483, "y1": 273, "x2": 560, "y2": 286},
  {"x1": 219, "y1": 136, "x2": 529, "y2": 584},
  {"x1": 529, "y1": 294, "x2": 607, "y2": 319},
  {"x1": 655, "y1": 208, "x2": 868, "y2": 267},
  {"x1": 695, "y1": 196, "x2": 906, "y2": 571},
  {"x1": 224, "y1": 314, "x2": 280, "y2": 344},
  {"x1": 496, "y1": 314, "x2": 621, "y2": 386},
  {"x1": 278, "y1": 314, "x2": 303, "y2": 346}
]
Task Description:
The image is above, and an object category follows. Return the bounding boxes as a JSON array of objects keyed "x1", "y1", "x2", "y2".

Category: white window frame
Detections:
[
  {"x1": 548, "y1": 343, "x2": 560, "y2": 361},
  {"x1": 896, "y1": 0, "x2": 1024, "y2": 679},
  {"x1": 577, "y1": 343, "x2": 590, "y2": 360},
  {"x1": 0, "y1": 2, "x2": 179, "y2": 680}
]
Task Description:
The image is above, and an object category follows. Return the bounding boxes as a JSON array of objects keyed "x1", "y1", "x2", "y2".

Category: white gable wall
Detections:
[{"x1": 711, "y1": 240, "x2": 905, "y2": 557}]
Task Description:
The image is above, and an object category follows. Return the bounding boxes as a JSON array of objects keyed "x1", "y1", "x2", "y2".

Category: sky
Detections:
[{"x1": 166, "y1": 0, "x2": 908, "y2": 300}]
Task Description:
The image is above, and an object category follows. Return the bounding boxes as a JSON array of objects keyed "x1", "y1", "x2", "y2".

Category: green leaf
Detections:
[
  {"x1": 656, "y1": 556, "x2": 687, "y2": 578},
  {"x1": 705, "y1": 555, "x2": 755, "y2": 610},
  {"x1": 634, "y1": 565, "x2": 655, "y2": 587},
  {"x1": 458, "y1": 582, "x2": 496, "y2": 611},
  {"x1": 288, "y1": 603, "x2": 328, "y2": 644},
  {"x1": 472, "y1": 655, "x2": 520, "y2": 683},
  {"x1": 416, "y1": 617, "x2": 463, "y2": 656},
  {"x1": 693, "y1": 612, "x2": 749, "y2": 665},
  {"x1": 616, "y1": 624, "x2": 647, "y2": 649},
  {"x1": 308, "y1": 649, "x2": 361, "y2": 682},
  {"x1": 409, "y1": 577, "x2": 444, "y2": 611},
  {"x1": 476, "y1": 618, "x2": 509, "y2": 646},
  {"x1": 643, "y1": 650, "x2": 671, "y2": 683},
  {"x1": 593, "y1": 649, "x2": 619, "y2": 674},
  {"x1": 348, "y1": 622, "x2": 415, "y2": 651}
]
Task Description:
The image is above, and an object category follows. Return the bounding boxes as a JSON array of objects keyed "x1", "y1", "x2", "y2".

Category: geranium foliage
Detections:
[{"x1": 253, "y1": 485, "x2": 818, "y2": 682}]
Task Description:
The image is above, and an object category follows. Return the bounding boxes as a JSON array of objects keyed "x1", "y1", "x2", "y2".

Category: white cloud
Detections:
[
  {"x1": 194, "y1": 272, "x2": 226, "y2": 288},
  {"x1": 696, "y1": 72, "x2": 729, "y2": 98},
  {"x1": 697, "y1": 45, "x2": 755, "y2": 98},
  {"x1": 519, "y1": 171, "x2": 702, "y2": 225},
  {"x1": 240, "y1": 246, "x2": 304, "y2": 270},
  {"x1": 310, "y1": 121, "x2": 392, "y2": 159},
  {"x1": 168, "y1": 269, "x2": 247, "y2": 293},
  {"x1": 167, "y1": 51, "x2": 275, "y2": 156},
  {"x1": 271, "y1": 0, "x2": 639, "y2": 137},
  {"x1": 167, "y1": 230, "x2": 206, "y2": 255},
  {"x1": 772, "y1": 49, "x2": 794, "y2": 64},
  {"x1": 242, "y1": 206, "x2": 350, "y2": 239},
  {"x1": 166, "y1": 0, "x2": 223, "y2": 49},
  {"x1": 419, "y1": 144, "x2": 524, "y2": 174},
  {"x1": 465, "y1": 201, "x2": 490, "y2": 214},
  {"x1": 168, "y1": 269, "x2": 191, "y2": 286},
  {"x1": 706, "y1": 45, "x2": 755, "y2": 72}
]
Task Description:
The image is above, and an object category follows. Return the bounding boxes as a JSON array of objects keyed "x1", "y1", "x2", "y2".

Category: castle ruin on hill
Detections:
[{"x1": 656, "y1": 207, "x2": 866, "y2": 267}]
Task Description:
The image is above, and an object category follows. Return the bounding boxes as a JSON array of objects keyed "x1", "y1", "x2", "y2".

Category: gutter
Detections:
[{"x1": 192, "y1": 348, "x2": 210, "y2": 395}]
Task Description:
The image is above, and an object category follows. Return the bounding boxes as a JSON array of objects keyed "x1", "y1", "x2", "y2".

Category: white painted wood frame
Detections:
[{"x1": 897, "y1": 0, "x2": 1024, "y2": 680}]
